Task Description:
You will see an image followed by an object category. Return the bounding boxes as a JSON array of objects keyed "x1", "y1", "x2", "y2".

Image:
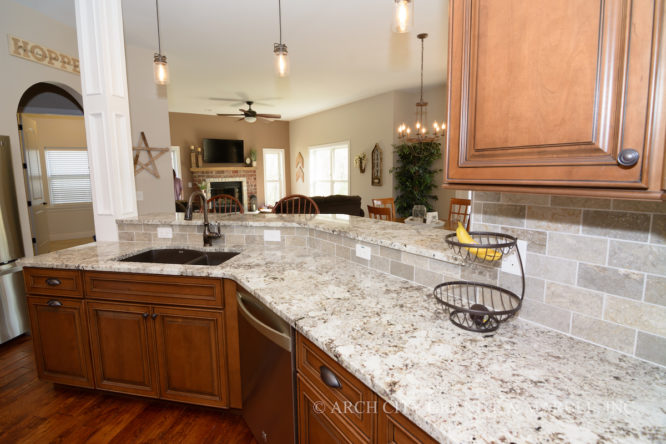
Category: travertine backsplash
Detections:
[{"x1": 472, "y1": 192, "x2": 666, "y2": 366}]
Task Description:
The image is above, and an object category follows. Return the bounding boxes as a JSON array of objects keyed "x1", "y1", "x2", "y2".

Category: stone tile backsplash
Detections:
[{"x1": 473, "y1": 192, "x2": 666, "y2": 367}]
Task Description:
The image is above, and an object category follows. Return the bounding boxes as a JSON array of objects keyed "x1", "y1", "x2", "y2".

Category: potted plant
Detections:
[
  {"x1": 390, "y1": 141, "x2": 442, "y2": 217},
  {"x1": 250, "y1": 149, "x2": 257, "y2": 167},
  {"x1": 353, "y1": 153, "x2": 367, "y2": 173}
]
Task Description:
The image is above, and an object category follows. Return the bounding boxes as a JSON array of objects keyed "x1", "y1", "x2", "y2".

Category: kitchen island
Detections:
[{"x1": 19, "y1": 214, "x2": 666, "y2": 443}]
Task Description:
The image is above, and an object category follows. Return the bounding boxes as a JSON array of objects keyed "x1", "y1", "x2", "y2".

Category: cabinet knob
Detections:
[
  {"x1": 319, "y1": 365, "x2": 342, "y2": 389},
  {"x1": 142, "y1": 312, "x2": 149, "y2": 319},
  {"x1": 45, "y1": 278, "x2": 61, "y2": 286},
  {"x1": 617, "y1": 149, "x2": 640, "y2": 167},
  {"x1": 151, "y1": 313, "x2": 158, "y2": 320},
  {"x1": 47, "y1": 299, "x2": 63, "y2": 307}
]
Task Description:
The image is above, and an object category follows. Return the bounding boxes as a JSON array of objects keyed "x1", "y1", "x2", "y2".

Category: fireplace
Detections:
[{"x1": 205, "y1": 177, "x2": 248, "y2": 209}]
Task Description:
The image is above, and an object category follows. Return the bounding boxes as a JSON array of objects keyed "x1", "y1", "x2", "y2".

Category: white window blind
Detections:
[
  {"x1": 44, "y1": 149, "x2": 92, "y2": 204},
  {"x1": 263, "y1": 149, "x2": 285, "y2": 206},
  {"x1": 309, "y1": 142, "x2": 349, "y2": 196}
]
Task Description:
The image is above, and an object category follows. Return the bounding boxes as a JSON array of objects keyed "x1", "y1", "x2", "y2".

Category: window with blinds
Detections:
[{"x1": 44, "y1": 148, "x2": 92, "y2": 204}]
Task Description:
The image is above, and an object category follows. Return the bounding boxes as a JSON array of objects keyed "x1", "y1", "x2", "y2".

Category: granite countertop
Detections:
[
  {"x1": 19, "y1": 241, "x2": 666, "y2": 443},
  {"x1": 117, "y1": 212, "x2": 464, "y2": 264}
]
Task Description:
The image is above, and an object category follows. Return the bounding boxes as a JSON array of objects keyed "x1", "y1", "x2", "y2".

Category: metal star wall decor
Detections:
[{"x1": 133, "y1": 131, "x2": 169, "y2": 178}]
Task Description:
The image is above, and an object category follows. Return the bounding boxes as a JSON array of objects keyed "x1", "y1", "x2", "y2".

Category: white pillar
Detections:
[{"x1": 74, "y1": 0, "x2": 137, "y2": 241}]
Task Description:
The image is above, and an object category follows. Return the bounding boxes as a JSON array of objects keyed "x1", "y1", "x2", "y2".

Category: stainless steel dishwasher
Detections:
[{"x1": 237, "y1": 289, "x2": 296, "y2": 444}]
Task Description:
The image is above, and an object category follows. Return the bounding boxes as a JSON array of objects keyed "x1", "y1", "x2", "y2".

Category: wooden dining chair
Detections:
[
  {"x1": 367, "y1": 205, "x2": 393, "y2": 221},
  {"x1": 371, "y1": 198, "x2": 396, "y2": 220},
  {"x1": 272, "y1": 194, "x2": 320, "y2": 215},
  {"x1": 448, "y1": 198, "x2": 472, "y2": 230},
  {"x1": 207, "y1": 194, "x2": 244, "y2": 214}
]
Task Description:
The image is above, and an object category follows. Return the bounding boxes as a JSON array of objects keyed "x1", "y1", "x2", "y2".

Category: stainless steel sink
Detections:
[{"x1": 118, "y1": 249, "x2": 239, "y2": 266}]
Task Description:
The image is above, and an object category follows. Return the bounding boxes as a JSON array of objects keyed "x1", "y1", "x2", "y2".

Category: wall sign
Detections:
[{"x1": 7, "y1": 34, "x2": 80, "y2": 75}]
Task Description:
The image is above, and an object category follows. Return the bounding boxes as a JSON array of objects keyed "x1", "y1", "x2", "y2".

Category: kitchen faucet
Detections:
[{"x1": 184, "y1": 190, "x2": 221, "y2": 247}]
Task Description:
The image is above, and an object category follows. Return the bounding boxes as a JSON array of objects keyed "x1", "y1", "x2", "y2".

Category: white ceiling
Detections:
[{"x1": 13, "y1": 0, "x2": 448, "y2": 120}]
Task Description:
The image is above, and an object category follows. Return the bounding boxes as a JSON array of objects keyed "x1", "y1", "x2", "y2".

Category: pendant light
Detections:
[
  {"x1": 397, "y1": 33, "x2": 444, "y2": 143},
  {"x1": 273, "y1": 0, "x2": 289, "y2": 77},
  {"x1": 153, "y1": 0, "x2": 169, "y2": 85},
  {"x1": 392, "y1": 0, "x2": 413, "y2": 34}
]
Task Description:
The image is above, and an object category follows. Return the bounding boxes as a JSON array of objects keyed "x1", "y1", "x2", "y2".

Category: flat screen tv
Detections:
[{"x1": 202, "y1": 138, "x2": 244, "y2": 163}]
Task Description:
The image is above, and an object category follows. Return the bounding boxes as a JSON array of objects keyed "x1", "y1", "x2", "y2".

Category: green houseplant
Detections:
[{"x1": 390, "y1": 141, "x2": 442, "y2": 217}]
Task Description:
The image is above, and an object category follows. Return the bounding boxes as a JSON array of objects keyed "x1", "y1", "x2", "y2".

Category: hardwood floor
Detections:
[{"x1": 0, "y1": 335, "x2": 256, "y2": 444}]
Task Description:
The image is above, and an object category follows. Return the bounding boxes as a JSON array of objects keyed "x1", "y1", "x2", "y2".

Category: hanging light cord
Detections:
[
  {"x1": 156, "y1": 0, "x2": 162, "y2": 54},
  {"x1": 278, "y1": 0, "x2": 283, "y2": 45},
  {"x1": 419, "y1": 37, "x2": 424, "y2": 103}
]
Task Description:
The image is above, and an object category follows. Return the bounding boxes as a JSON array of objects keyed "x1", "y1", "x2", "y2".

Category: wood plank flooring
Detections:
[{"x1": 0, "y1": 335, "x2": 256, "y2": 444}]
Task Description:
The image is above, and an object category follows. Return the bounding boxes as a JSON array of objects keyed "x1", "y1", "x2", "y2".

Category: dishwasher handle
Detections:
[{"x1": 237, "y1": 292, "x2": 292, "y2": 352}]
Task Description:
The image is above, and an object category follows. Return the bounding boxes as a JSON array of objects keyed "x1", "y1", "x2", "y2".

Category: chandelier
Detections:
[{"x1": 397, "y1": 33, "x2": 444, "y2": 143}]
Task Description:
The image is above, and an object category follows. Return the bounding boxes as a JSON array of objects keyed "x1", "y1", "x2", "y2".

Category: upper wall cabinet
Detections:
[{"x1": 445, "y1": 0, "x2": 666, "y2": 199}]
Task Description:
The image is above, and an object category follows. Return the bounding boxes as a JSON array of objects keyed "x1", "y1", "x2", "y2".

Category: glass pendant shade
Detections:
[
  {"x1": 244, "y1": 116, "x2": 257, "y2": 123},
  {"x1": 153, "y1": 55, "x2": 169, "y2": 85},
  {"x1": 393, "y1": 0, "x2": 413, "y2": 34},
  {"x1": 153, "y1": 54, "x2": 169, "y2": 85},
  {"x1": 274, "y1": 43, "x2": 289, "y2": 77}
]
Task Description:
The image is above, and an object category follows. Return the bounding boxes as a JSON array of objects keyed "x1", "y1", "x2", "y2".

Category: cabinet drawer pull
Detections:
[
  {"x1": 142, "y1": 312, "x2": 149, "y2": 319},
  {"x1": 151, "y1": 313, "x2": 158, "y2": 320},
  {"x1": 320, "y1": 365, "x2": 342, "y2": 389},
  {"x1": 45, "y1": 278, "x2": 61, "y2": 286},
  {"x1": 47, "y1": 300, "x2": 63, "y2": 307},
  {"x1": 617, "y1": 149, "x2": 640, "y2": 167}
]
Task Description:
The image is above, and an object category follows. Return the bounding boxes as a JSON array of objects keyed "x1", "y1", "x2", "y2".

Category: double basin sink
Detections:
[{"x1": 118, "y1": 248, "x2": 239, "y2": 266}]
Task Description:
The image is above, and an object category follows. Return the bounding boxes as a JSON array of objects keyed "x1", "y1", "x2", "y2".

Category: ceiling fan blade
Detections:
[
  {"x1": 256, "y1": 113, "x2": 281, "y2": 119},
  {"x1": 216, "y1": 113, "x2": 244, "y2": 116},
  {"x1": 238, "y1": 108, "x2": 248, "y2": 113},
  {"x1": 237, "y1": 117, "x2": 246, "y2": 121}
]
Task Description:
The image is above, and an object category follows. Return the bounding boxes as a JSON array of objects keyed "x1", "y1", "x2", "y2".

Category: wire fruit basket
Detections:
[{"x1": 434, "y1": 231, "x2": 525, "y2": 333}]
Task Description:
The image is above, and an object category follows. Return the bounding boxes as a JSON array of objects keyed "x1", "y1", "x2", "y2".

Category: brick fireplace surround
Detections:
[{"x1": 192, "y1": 168, "x2": 257, "y2": 207}]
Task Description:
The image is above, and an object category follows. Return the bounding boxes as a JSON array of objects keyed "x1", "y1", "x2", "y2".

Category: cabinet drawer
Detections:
[
  {"x1": 296, "y1": 334, "x2": 376, "y2": 439},
  {"x1": 84, "y1": 271, "x2": 223, "y2": 308},
  {"x1": 24, "y1": 267, "x2": 83, "y2": 298},
  {"x1": 297, "y1": 375, "x2": 369, "y2": 444}
]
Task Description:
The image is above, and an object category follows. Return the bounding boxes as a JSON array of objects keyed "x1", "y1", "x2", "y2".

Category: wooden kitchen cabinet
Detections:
[
  {"x1": 153, "y1": 306, "x2": 228, "y2": 407},
  {"x1": 377, "y1": 401, "x2": 438, "y2": 444},
  {"x1": 297, "y1": 375, "x2": 368, "y2": 444},
  {"x1": 27, "y1": 295, "x2": 93, "y2": 388},
  {"x1": 295, "y1": 333, "x2": 436, "y2": 444},
  {"x1": 23, "y1": 268, "x2": 236, "y2": 409},
  {"x1": 87, "y1": 301, "x2": 158, "y2": 397},
  {"x1": 445, "y1": 0, "x2": 666, "y2": 198}
]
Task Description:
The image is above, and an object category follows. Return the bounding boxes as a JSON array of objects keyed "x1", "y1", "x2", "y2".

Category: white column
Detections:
[{"x1": 74, "y1": 0, "x2": 137, "y2": 241}]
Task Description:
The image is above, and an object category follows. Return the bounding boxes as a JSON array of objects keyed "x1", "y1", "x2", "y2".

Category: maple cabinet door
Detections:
[
  {"x1": 87, "y1": 301, "x2": 158, "y2": 397},
  {"x1": 28, "y1": 296, "x2": 93, "y2": 388},
  {"x1": 446, "y1": 0, "x2": 661, "y2": 188}
]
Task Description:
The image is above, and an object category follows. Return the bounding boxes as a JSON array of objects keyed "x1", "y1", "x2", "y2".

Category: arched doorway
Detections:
[{"x1": 17, "y1": 82, "x2": 93, "y2": 254}]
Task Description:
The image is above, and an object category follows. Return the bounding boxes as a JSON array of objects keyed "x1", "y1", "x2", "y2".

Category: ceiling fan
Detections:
[{"x1": 216, "y1": 101, "x2": 281, "y2": 123}]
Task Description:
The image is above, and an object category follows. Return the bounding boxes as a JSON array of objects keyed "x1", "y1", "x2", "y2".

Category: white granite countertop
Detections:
[
  {"x1": 19, "y1": 241, "x2": 666, "y2": 443},
  {"x1": 117, "y1": 212, "x2": 464, "y2": 264}
]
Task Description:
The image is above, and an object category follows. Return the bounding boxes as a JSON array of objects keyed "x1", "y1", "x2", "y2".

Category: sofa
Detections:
[{"x1": 311, "y1": 194, "x2": 364, "y2": 217}]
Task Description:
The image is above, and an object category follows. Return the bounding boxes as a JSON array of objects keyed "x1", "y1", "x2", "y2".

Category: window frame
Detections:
[
  {"x1": 308, "y1": 141, "x2": 350, "y2": 197},
  {"x1": 263, "y1": 148, "x2": 286, "y2": 207},
  {"x1": 43, "y1": 146, "x2": 92, "y2": 207}
]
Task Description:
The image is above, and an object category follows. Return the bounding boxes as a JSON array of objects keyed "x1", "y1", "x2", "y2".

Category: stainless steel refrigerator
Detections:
[{"x1": 0, "y1": 135, "x2": 29, "y2": 344}]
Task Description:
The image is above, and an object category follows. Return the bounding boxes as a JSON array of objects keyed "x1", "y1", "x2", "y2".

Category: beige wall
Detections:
[
  {"x1": 289, "y1": 92, "x2": 395, "y2": 213},
  {"x1": 20, "y1": 114, "x2": 94, "y2": 244},
  {"x1": 289, "y1": 85, "x2": 454, "y2": 218},
  {"x1": 125, "y1": 45, "x2": 174, "y2": 215},
  {"x1": 0, "y1": 0, "x2": 83, "y2": 256},
  {"x1": 169, "y1": 112, "x2": 291, "y2": 206}
]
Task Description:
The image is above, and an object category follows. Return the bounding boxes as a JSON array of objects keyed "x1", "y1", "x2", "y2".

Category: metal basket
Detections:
[
  {"x1": 434, "y1": 281, "x2": 522, "y2": 332},
  {"x1": 436, "y1": 231, "x2": 525, "y2": 333},
  {"x1": 444, "y1": 231, "x2": 517, "y2": 264}
]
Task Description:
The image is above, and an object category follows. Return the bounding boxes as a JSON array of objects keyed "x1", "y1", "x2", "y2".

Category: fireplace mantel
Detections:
[{"x1": 190, "y1": 166, "x2": 256, "y2": 172}]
